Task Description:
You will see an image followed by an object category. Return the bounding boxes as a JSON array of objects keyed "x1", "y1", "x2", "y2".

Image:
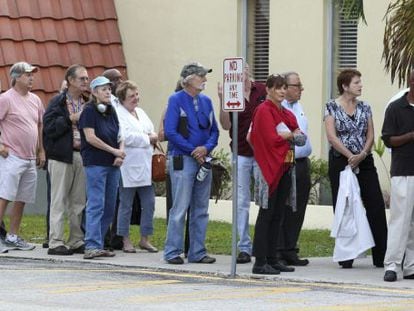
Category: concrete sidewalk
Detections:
[{"x1": 1, "y1": 245, "x2": 413, "y2": 292}]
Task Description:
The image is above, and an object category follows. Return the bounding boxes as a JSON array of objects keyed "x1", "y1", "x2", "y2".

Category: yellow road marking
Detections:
[
  {"x1": 47, "y1": 280, "x2": 181, "y2": 294},
  {"x1": 4, "y1": 267, "x2": 414, "y2": 296},
  {"x1": 286, "y1": 298, "x2": 414, "y2": 311},
  {"x1": 127, "y1": 287, "x2": 308, "y2": 303}
]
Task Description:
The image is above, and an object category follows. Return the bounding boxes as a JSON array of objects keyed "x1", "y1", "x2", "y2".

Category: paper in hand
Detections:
[{"x1": 276, "y1": 122, "x2": 291, "y2": 134}]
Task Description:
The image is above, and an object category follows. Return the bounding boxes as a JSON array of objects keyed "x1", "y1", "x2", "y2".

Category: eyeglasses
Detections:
[
  {"x1": 287, "y1": 84, "x2": 303, "y2": 89},
  {"x1": 77, "y1": 76, "x2": 89, "y2": 82}
]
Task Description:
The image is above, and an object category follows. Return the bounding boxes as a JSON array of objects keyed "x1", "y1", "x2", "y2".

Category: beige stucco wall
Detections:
[
  {"x1": 115, "y1": 0, "x2": 401, "y2": 190},
  {"x1": 114, "y1": 0, "x2": 240, "y2": 154},
  {"x1": 269, "y1": 0, "x2": 327, "y2": 161}
]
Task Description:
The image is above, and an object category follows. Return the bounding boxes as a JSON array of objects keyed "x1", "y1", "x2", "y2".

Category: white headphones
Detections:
[{"x1": 97, "y1": 103, "x2": 107, "y2": 113}]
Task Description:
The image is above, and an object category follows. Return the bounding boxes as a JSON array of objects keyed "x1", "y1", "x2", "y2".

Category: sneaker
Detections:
[
  {"x1": 84, "y1": 249, "x2": 105, "y2": 260},
  {"x1": 0, "y1": 238, "x2": 9, "y2": 253},
  {"x1": 5, "y1": 236, "x2": 35, "y2": 251},
  {"x1": 384, "y1": 270, "x2": 397, "y2": 282}
]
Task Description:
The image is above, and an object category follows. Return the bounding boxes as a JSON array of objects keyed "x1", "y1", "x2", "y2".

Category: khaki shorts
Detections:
[{"x1": 0, "y1": 154, "x2": 37, "y2": 203}]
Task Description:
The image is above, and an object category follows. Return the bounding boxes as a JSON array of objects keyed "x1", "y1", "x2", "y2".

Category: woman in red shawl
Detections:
[{"x1": 250, "y1": 74, "x2": 303, "y2": 275}]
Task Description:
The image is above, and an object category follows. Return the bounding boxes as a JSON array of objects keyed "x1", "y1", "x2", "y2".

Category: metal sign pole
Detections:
[
  {"x1": 222, "y1": 57, "x2": 244, "y2": 278},
  {"x1": 230, "y1": 112, "x2": 238, "y2": 278}
]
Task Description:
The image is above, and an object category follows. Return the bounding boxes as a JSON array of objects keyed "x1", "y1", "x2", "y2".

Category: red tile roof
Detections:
[{"x1": 0, "y1": 0, "x2": 127, "y2": 105}]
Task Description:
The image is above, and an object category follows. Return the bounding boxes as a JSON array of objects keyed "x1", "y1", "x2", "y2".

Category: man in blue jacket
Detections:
[
  {"x1": 164, "y1": 62, "x2": 219, "y2": 264},
  {"x1": 43, "y1": 64, "x2": 89, "y2": 255}
]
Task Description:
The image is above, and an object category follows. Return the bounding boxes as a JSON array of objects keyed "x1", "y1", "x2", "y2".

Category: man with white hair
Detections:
[
  {"x1": 163, "y1": 62, "x2": 219, "y2": 264},
  {"x1": 0, "y1": 61, "x2": 45, "y2": 252}
]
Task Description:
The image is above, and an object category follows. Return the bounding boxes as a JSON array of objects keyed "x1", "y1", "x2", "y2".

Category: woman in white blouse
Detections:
[{"x1": 115, "y1": 80, "x2": 158, "y2": 253}]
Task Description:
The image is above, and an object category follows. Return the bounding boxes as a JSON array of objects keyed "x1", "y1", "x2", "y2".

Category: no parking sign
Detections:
[{"x1": 222, "y1": 58, "x2": 245, "y2": 112}]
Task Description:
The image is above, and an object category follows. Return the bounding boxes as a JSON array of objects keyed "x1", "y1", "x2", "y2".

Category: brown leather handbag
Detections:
[{"x1": 152, "y1": 143, "x2": 166, "y2": 182}]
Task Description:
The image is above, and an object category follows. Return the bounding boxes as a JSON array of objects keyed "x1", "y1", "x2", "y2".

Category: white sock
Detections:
[{"x1": 6, "y1": 233, "x2": 17, "y2": 242}]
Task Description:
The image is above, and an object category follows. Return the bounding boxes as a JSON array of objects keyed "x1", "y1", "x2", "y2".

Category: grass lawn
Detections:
[{"x1": 3, "y1": 215, "x2": 334, "y2": 258}]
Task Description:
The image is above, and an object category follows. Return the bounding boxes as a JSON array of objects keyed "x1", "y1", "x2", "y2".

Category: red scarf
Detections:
[{"x1": 251, "y1": 100, "x2": 299, "y2": 195}]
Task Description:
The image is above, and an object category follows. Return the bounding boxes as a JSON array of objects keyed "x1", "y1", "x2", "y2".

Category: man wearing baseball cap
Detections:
[
  {"x1": 0, "y1": 61, "x2": 45, "y2": 252},
  {"x1": 163, "y1": 61, "x2": 219, "y2": 265}
]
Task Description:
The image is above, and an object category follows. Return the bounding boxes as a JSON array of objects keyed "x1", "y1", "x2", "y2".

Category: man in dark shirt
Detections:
[
  {"x1": 382, "y1": 69, "x2": 414, "y2": 282},
  {"x1": 219, "y1": 64, "x2": 266, "y2": 264}
]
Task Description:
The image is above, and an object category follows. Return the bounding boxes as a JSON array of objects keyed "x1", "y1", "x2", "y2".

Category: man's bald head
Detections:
[{"x1": 102, "y1": 69, "x2": 123, "y2": 94}]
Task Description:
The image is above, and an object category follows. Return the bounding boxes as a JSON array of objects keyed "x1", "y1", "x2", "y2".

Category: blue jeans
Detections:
[
  {"x1": 84, "y1": 166, "x2": 120, "y2": 250},
  {"x1": 117, "y1": 184, "x2": 155, "y2": 237},
  {"x1": 164, "y1": 155, "x2": 212, "y2": 262},
  {"x1": 237, "y1": 155, "x2": 258, "y2": 255}
]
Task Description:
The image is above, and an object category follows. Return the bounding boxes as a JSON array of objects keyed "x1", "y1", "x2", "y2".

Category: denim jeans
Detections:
[
  {"x1": 117, "y1": 184, "x2": 155, "y2": 237},
  {"x1": 237, "y1": 155, "x2": 258, "y2": 255},
  {"x1": 84, "y1": 165, "x2": 120, "y2": 250},
  {"x1": 164, "y1": 155, "x2": 212, "y2": 262}
]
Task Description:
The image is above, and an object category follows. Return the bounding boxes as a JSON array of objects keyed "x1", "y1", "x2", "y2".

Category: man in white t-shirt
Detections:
[{"x1": 0, "y1": 62, "x2": 45, "y2": 252}]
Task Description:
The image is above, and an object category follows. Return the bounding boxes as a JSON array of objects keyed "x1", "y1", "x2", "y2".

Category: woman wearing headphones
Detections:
[{"x1": 78, "y1": 76, "x2": 125, "y2": 259}]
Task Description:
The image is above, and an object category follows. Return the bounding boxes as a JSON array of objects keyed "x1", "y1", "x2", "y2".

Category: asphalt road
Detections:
[{"x1": 0, "y1": 258, "x2": 413, "y2": 311}]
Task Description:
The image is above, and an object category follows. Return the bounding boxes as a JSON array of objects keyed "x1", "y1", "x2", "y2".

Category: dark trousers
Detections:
[
  {"x1": 278, "y1": 158, "x2": 311, "y2": 256},
  {"x1": 45, "y1": 168, "x2": 51, "y2": 242},
  {"x1": 253, "y1": 171, "x2": 291, "y2": 260},
  {"x1": 328, "y1": 150, "x2": 388, "y2": 266}
]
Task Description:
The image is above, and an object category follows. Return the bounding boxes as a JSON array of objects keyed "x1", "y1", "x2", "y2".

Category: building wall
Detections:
[
  {"x1": 114, "y1": 0, "x2": 241, "y2": 153},
  {"x1": 115, "y1": 0, "x2": 400, "y2": 190},
  {"x1": 269, "y1": 0, "x2": 327, "y2": 162}
]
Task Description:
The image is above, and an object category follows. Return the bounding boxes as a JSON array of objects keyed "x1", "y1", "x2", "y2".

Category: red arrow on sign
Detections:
[{"x1": 226, "y1": 101, "x2": 241, "y2": 108}]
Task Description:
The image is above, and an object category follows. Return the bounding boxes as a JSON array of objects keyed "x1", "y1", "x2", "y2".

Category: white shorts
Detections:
[{"x1": 0, "y1": 154, "x2": 37, "y2": 203}]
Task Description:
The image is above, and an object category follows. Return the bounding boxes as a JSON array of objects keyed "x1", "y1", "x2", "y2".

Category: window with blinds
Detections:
[
  {"x1": 336, "y1": 11, "x2": 358, "y2": 69},
  {"x1": 247, "y1": 0, "x2": 269, "y2": 82}
]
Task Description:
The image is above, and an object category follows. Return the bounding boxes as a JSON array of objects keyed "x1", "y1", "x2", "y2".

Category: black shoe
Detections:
[
  {"x1": 403, "y1": 273, "x2": 414, "y2": 280},
  {"x1": 384, "y1": 270, "x2": 397, "y2": 282},
  {"x1": 194, "y1": 255, "x2": 216, "y2": 264},
  {"x1": 237, "y1": 252, "x2": 251, "y2": 264},
  {"x1": 282, "y1": 252, "x2": 309, "y2": 266},
  {"x1": 167, "y1": 256, "x2": 184, "y2": 264},
  {"x1": 285, "y1": 257, "x2": 309, "y2": 266},
  {"x1": 47, "y1": 245, "x2": 73, "y2": 256},
  {"x1": 339, "y1": 260, "x2": 353, "y2": 269},
  {"x1": 252, "y1": 263, "x2": 280, "y2": 275},
  {"x1": 42, "y1": 242, "x2": 49, "y2": 249},
  {"x1": 270, "y1": 262, "x2": 295, "y2": 272},
  {"x1": 72, "y1": 245, "x2": 85, "y2": 254}
]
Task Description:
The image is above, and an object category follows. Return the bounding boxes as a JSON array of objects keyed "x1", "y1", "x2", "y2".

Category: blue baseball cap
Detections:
[{"x1": 90, "y1": 76, "x2": 112, "y2": 90}]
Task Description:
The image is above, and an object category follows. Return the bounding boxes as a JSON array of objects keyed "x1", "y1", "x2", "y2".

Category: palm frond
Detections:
[
  {"x1": 335, "y1": 0, "x2": 367, "y2": 24},
  {"x1": 383, "y1": 0, "x2": 414, "y2": 87}
]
